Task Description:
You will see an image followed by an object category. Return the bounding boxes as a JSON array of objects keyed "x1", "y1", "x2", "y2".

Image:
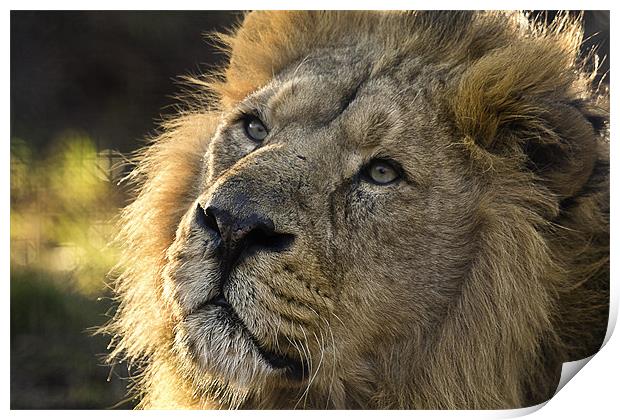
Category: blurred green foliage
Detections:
[
  {"x1": 10, "y1": 133, "x2": 134, "y2": 409},
  {"x1": 11, "y1": 133, "x2": 122, "y2": 295}
]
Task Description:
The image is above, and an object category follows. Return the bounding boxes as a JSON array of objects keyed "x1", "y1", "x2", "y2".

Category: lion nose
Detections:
[{"x1": 194, "y1": 201, "x2": 294, "y2": 267}]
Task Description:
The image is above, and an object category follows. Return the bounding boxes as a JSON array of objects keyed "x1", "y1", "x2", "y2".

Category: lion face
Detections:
[{"x1": 162, "y1": 47, "x2": 479, "y2": 405}]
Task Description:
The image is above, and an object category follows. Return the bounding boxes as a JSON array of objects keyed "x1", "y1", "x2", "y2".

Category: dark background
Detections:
[
  {"x1": 9, "y1": 11, "x2": 609, "y2": 409},
  {"x1": 11, "y1": 11, "x2": 242, "y2": 154}
]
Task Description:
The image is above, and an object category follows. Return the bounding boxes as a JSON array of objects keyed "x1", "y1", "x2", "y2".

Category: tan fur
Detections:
[{"x1": 103, "y1": 11, "x2": 609, "y2": 409}]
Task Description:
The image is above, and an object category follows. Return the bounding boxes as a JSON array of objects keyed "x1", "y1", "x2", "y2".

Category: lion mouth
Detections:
[{"x1": 198, "y1": 293, "x2": 308, "y2": 381}]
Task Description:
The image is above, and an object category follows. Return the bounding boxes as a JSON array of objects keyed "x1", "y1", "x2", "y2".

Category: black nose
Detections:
[{"x1": 194, "y1": 202, "x2": 294, "y2": 267}]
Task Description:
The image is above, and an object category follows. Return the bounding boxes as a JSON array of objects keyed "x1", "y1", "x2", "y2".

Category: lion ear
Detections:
[{"x1": 452, "y1": 25, "x2": 607, "y2": 199}]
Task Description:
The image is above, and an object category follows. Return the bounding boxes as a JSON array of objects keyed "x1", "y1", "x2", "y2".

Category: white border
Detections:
[
  {"x1": 0, "y1": 0, "x2": 616, "y2": 10},
  {"x1": 5, "y1": 3, "x2": 617, "y2": 419}
]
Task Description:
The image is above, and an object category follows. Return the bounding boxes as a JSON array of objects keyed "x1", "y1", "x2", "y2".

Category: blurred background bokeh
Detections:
[
  {"x1": 10, "y1": 11, "x2": 240, "y2": 409},
  {"x1": 9, "y1": 10, "x2": 609, "y2": 409}
]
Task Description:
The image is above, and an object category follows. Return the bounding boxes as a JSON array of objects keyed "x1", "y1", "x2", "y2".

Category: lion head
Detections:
[{"x1": 105, "y1": 11, "x2": 609, "y2": 409}]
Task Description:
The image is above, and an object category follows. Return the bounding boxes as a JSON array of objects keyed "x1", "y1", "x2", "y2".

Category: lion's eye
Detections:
[
  {"x1": 244, "y1": 116, "x2": 268, "y2": 142},
  {"x1": 363, "y1": 159, "x2": 400, "y2": 185}
]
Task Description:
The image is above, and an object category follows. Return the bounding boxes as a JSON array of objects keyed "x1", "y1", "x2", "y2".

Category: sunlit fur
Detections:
[{"x1": 102, "y1": 11, "x2": 609, "y2": 409}]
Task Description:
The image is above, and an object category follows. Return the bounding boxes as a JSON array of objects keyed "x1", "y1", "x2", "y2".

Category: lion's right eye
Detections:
[
  {"x1": 243, "y1": 116, "x2": 269, "y2": 142},
  {"x1": 362, "y1": 159, "x2": 401, "y2": 185}
]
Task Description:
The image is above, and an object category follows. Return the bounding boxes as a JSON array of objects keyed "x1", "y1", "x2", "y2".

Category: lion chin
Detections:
[
  {"x1": 103, "y1": 11, "x2": 609, "y2": 410},
  {"x1": 174, "y1": 283, "x2": 308, "y2": 386}
]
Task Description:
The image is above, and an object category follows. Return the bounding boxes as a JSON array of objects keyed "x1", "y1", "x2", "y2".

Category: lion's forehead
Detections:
[{"x1": 245, "y1": 48, "x2": 445, "y2": 157}]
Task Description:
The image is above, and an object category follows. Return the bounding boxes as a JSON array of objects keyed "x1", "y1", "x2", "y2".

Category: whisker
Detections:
[
  {"x1": 325, "y1": 315, "x2": 338, "y2": 409},
  {"x1": 293, "y1": 325, "x2": 313, "y2": 409}
]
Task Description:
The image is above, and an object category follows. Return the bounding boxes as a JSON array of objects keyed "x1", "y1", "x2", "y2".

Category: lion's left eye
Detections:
[
  {"x1": 244, "y1": 116, "x2": 269, "y2": 142},
  {"x1": 363, "y1": 159, "x2": 401, "y2": 185}
]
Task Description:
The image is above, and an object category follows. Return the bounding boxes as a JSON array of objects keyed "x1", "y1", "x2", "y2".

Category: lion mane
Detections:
[{"x1": 103, "y1": 11, "x2": 609, "y2": 409}]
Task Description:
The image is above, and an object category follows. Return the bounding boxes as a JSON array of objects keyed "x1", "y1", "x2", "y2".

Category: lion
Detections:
[{"x1": 103, "y1": 11, "x2": 609, "y2": 409}]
